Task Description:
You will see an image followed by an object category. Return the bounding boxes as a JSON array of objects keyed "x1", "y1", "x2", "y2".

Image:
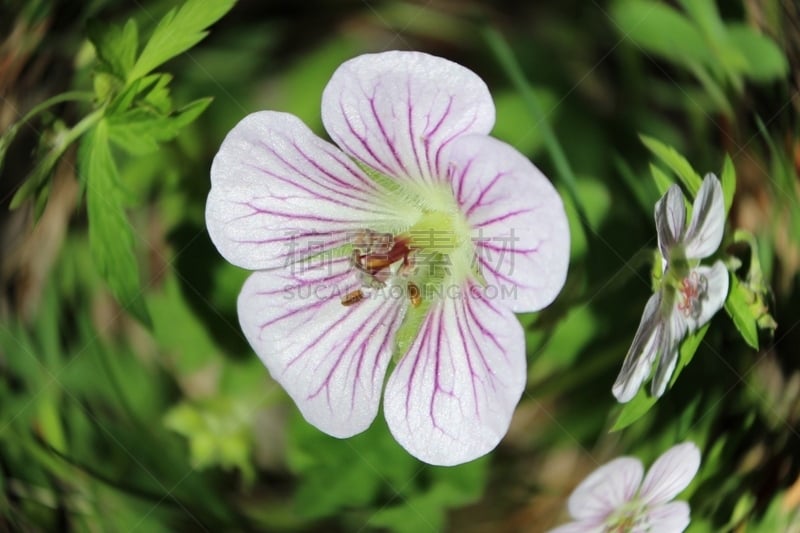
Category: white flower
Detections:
[
  {"x1": 613, "y1": 174, "x2": 729, "y2": 403},
  {"x1": 549, "y1": 442, "x2": 701, "y2": 533},
  {"x1": 205, "y1": 51, "x2": 571, "y2": 465}
]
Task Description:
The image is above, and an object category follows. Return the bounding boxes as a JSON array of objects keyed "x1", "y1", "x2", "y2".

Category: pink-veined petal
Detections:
[
  {"x1": 685, "y1": 261, "x2": 729, "y2": 333},
  {"x1": 238, "y1": 257, "x2": 407, "y2": 437},
  {"x1": 567, "y1": 457, "x2": 643, "y2": 521},
  {"x1": 321, "y1": 51, "x2": 495, "y2": 186},
  {"x1": 383, "y1": 284, "x2": 525, "y2": 466},
  {"x1": 444, "y1": 134, "x2": 570, "y2": 313},
  {"x1": 640, "y1": 442, "x2": 701, "y2": 505},
  {"x1": 207, "y1": 111, "x2": 404, "y2": 270},
  {"x1": 638, "y1": 501, "x2": 691, "y2": 532},
  {"x1": 613, "y1": 292, "x2": 664, "y2": 403},
  {"x1": 547, "y1": 520, "x2": 605, "y2": 533},
  {"x1": 654, "y1": 184, "x2": 686, "y2": 262},
  {"x1": 683, "y1": 174, "x2": 724, "y2": 260},
  {"x1": 650, "y1": 303, "x2": 688, "y2": 398}
]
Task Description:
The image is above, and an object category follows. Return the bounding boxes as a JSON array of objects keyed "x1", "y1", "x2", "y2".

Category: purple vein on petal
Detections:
[
  {"x1": 291, "y1": 143, "x2": 381, "y2": 196},
  {"x1": 404, "y1": 310, "x2": 435, "y2": 415},
  {"x1": 478, "y1": 240, "x2": 541, "y2": 255},
  {"x1": 430, "y1": 307, "x2": 454, "y2": 434},
  {"x1": 368, "y1": 94, "x2": 409, "y2": 176},
  {"x1": 240, "y1": 161, "x2": 374, "y2": 213},
  {"x1": 306, "y1": 298, "x2": 401, "y2": 414},
  {"x1": 433, "y1": 111, "x2": 479, "y2": 179},
  {"x1": 452, "y1": 157, "x2": 475, "y2": 204},
  {"x1": 235, "y1": 201, "x2": 370, "y2": 225},
  {"x1": 337, "y1": 99, "x2": 396, "y2": 176},
  {"x1": 472, "y1": 207, "x2": 534, "y2": 228},
  {"x1": 478, "y1": 256, "x2": 528, "y2": 288},
  {"x1": 406, "y1": 80, "x2": 425, "y2": 183},
  {"x1": 454, "y1": 298, "x2": 485, "y2": 419},
  {"x1": 464, "y1": 171, "x2": 511, "y2": 217},
  {"x1": 251, "y1": 141, "x2": 381, "y2": 207}
]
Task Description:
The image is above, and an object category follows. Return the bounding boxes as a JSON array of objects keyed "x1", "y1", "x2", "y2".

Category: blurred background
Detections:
[{"x1": 1, "y1": 0, "x2": 798, "y2": 531}]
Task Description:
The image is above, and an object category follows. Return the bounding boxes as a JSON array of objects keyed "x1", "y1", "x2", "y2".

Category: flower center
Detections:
[
  {"x1": 676, "y1": 270, "x2": 709, "y2": 319},
  {"x1": 340, "y1": 191, "x2": 474, "y2": 308},
  {"x1": 604, "y1": 500, "x2": 647, "y2": 532}
]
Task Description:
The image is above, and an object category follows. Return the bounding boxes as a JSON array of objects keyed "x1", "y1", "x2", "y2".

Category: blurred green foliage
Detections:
[{"x1": 1, "y1": 0, "x2": 798, "y2": 531}]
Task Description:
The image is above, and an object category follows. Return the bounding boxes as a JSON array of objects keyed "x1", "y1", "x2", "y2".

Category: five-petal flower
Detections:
[
  {"x1": 205, "y1": 51, "x2": 570, "y2": 465},
  {"x1": 549, "y1": 442, "x2": 701, "y2": 533},
  {"x1": 613, "y1": 174, "x2": 729, "y2": 403}
]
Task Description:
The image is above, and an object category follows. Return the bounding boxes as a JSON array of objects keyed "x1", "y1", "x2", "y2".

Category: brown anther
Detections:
[
  {"x1": 340, "y1": 289, "x2": 365, "y2": 307},
  {"x1": 407, "y1": 282, "x2": 422, "y2": 307}
]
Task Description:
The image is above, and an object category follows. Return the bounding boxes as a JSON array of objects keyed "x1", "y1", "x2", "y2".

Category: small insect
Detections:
[
  {"x1": 407, "y1": 282, "x2": 422, "y2": 307},
  {"x1": 340, "y1": 289, "x2": 365, "y2": 307}
]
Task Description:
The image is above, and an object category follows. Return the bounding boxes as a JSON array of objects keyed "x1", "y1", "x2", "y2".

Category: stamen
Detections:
[
  {"x1": 349, "y1": 231, "x2": 413, "y2": 290},
  {"x1": 341, "y1": 289, "x2": 365, "y2": 307},
  {"x1": 407, "y1": 281, "x2": 422, "y2": 307},
  {"x1": 677, "y1": 271, "x2": 709, "y2": 319}
]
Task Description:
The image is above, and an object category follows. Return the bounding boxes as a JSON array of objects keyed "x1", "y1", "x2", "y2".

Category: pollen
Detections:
[{"x1": 677, "y1": 271, "x2": 709, "y2": 319}]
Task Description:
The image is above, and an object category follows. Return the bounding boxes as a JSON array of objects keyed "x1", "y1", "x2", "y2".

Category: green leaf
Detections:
[
  {"x1": 107, "y1": 73, "x2": 163, "y2": 115},
  {"x1": 611, "y1": 0, "x2": 714, "y2": 70},
  {"x1": 164, "y1": 397, "x2": 255, "y2": 484},
  {"x1": 649, "y1": 163, "x2": 674, "y2": 198},
  {"x1": 641, "y1": 134, "x2": 703, "y2": 195},
  {"x1": 492, "y1": 88, "x2": 558, "y2": 156},
  {"x1": 80, "y1": 120, "x2": 151, "y2": 326},
  {"x1": 88, "y1": 18, "x2": 139, "y2": 80},
  {"x1": 689, "y1": 61, "x2": 733, "y2": 116},
  {"x1": 148, "y1": 275, "x2": 220, "y2": 373},
  {"x1": 483, "y1": 26, "x2": 589, "y2": 230},
  {"x1": 11, "y1": 109, "x2": 104, "y2": 209},
  {"x1": 725, "y1": 24, "x2": 789, "y2": 82},
  {"x1": 128, "y1": 0, "x2": 236, "y2": 82},
  {"x1": 724, "y1": 274, "x2": 759, "y2": 350},
  {"x1": 720, "y1": 154, "x2": 736, "y2": 216},
  {"x1": 107, "y1": 97, "x2": 211, "y2": 155},
  {"x1": 611, "y1": 324, "x2": 709, "y2": 431},
  {"x1": 286, "y1": 415, "x2": 416, "y2": 520},
  {"x1": 677, "y1": 0, "x2": 725, "y2": 41},
  {"x1": 366, "y1": 454, "x2": 487, "y2": 532}
]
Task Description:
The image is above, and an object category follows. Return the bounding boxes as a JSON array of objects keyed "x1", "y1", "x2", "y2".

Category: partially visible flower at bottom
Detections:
[{"x1": 549, "y1": 442, "x2": 701, "y2": 533}]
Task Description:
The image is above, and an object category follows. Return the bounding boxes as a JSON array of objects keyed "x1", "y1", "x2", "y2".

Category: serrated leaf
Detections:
[
  {"x1": 720, "y1": 154, "x2": 736, "y2": 215},
  {"x1": 724, "y1": 275, "x2": 759, "y2": 350},
  {"x1": 725, "y1": 24, "x2": 789, "y2": 82},
  {"x1": 611, "y1": 324, "x2": 709, "y2": 431},
  {"x1": 641, "y1": 134, "x2": 703, "y2": 195},
  {"x1": 107, "y1": 97, "x2": 212, "y2": 155},
  {"x1": 611, "y1": 0, "x2": 715, "y2": 70},
  {"x1": 107, "y1": 109, "x2": 175, "y2": 154},
  {"x1": 170, "y1": 96, "x2": 213, "y2": 129},
  {"x1": 88, "y1": 18, "x2": 139, "y2": 80},
  {"x1": 80, "y1": 120, "x2": 150, "y2": 326},
  {"x1": 108, "y1": 73, "x2": 162, "y2": 115},
  {"x1": 143, "y1": 73, "x2": 174, "y2": 113},
  {"x1": 128, "y1": 0, "x2": 236, "y2": 82}
]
